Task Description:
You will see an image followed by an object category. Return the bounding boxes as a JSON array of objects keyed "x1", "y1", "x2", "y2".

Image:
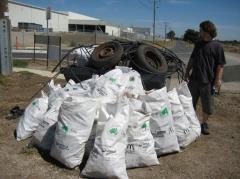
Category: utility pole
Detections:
[
  {"x1": 153, "y1": 0, "x2": 156, "y2": 43},
  {"x1": 0, "y1": 0, "x2": 12, "y2": 75},
  {"x1": 46, "y1": 6, "x2": 51, "y2": 34},
  {"x1": 0, "y1": 0, "x2": 8, "y2": 18},
  {"x1": 164, "y1": 22, "x2": 168, "y2": 41}
]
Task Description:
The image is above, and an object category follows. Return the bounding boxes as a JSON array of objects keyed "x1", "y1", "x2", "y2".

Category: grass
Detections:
[
  {"x1": 69, "y1": 40, "x2": 77, "y2": 47},
  {"x1": 13, "y1": 59, "x2": 29, "y2": 68},
  {"x1": 19, "y1": 146, "x2": 39, "y2": 155},
  {"x1": 0, "y1": 71, "x2": 33, "y2": 86},
  {"x1": 0, "y1": 74, "x2": 7, "y2": 85},
  {"x1": 185, "y1": 42, "x2": 194, "y2": 48},
  {"x1": 20, "y1": 71, "x2": 34, "y2": 79},
  {"x1": 155, "y1": 40, "x2": 176, "y2": 48},
  {"x1": 222, "y1": 43, "x2": 240, "y2": 53}
]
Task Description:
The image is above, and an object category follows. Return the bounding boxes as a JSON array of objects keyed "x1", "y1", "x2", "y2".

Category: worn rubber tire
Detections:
[
  {"x1": 89, "y1": 41, "x2": 123, "y2": 69},
  {"x1": 134, "y1": 45, "x2": 168, "y2": 73}
]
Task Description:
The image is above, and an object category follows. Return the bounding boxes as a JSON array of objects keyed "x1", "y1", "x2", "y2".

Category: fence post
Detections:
[
  {"x1": 59, "y1": 36, "x2": 61, "y2": 68},
  {"x1": 33, "y1": 33, "x2": 36, "y2": 62},
  {"x1": 22, "y1": 30, "x2": 24, "y2": 48},
  {"x1": 94, "y1": 26, "x2": 97, "y2": 44},
  {"x1": 16, "y1": 36, "x2": 19, "y2": 49},
  {"x1": 46, "y1": 35, "x2": 49, "y2": 68}
]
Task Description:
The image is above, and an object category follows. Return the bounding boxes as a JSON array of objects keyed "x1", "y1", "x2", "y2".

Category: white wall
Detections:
[
  {"x1": 68, "y1": 11, "x2": 99, "y2": 20},
  {"x1": 49, "y1": 11, "x2": 68, "y2": 32},
  {"x1": 106, "y1": 25, "x2": 120, "y2": 37},
  {"x1": 8, "y1": 2, "x2": 68, "y2": 32}
]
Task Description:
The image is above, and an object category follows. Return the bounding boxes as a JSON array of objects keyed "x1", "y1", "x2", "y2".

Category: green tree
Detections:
[
  {"x1": 183, "y1": 29, "x2": 200, "y2": 44},
  {"x1": 167, "y1": 30, "x2": 176, "y2": 40}
]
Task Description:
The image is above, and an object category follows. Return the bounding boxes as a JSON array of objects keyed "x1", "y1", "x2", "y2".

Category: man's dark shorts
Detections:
[{"x1": 188, "y1": 80, "x2": 214, "y2": 115}]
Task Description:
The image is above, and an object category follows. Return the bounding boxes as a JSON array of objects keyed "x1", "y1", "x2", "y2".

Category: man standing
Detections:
[{"x1": 185, "y1": 20, "x2": 226, "y2": 135}]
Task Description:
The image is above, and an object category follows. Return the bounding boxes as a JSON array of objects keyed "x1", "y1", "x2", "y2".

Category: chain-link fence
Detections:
[
  {"x1": 11, "y1": 30, "x2": 166, "y2": 49},
  {"x1": 11, "y1": 31, "x2": 122, "y2": 49}
]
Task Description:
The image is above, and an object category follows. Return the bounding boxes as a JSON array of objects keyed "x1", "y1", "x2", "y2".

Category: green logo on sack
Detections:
[
  {"x1": 129, "y1": 76, "x2": 135, "y2": 82},
  {"x1": 160, "y1": 107, "x2": 169, "y2": 117},
  {"x1": 32, "y1": 101, "x2": 37, "y2": 106},
  {"x1": 61, "y1": 125, "x2": 69, "y2": 133},
  {"x1": 109, "y1": 77, "x2": 117, "y2": 83},
  {"x1": 141, "y1": 122, "x2": 148, "y2": 130},
  {"x1": 109, "y1": 128, "x2": 118, "y2": 136}
]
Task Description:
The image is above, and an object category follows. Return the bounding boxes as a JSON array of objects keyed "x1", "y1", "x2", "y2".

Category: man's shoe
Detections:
[
  {"x1": 204, "y1": 122, "x2": 208, "y2": 129},
  {"x1": 201, "y1": 123, "x2": 210, "y2": 135}
]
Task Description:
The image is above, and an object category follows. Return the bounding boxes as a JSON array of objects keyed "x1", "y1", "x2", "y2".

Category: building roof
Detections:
[
  {"x1": 69, "y1": 19, "x2": 107, "y2": 26},
  {"x1": 8, "y1": 0, "x2": 68, "y2": 16},
  {"x1": 68, "y1": 12, "x2": 120, "y2": 26},
  {"x1": 68, "y1": 11, "x2": 99, "y2": 21}
]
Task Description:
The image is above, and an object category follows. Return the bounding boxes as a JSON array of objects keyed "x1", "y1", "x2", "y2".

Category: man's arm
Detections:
[
  {"x1": 184, "y1": 43, "x2": 197, "y2": 81},
  {"x1": 214, "y1": 43, "x2": 226, "y2": 91},
  {"x1": 184, "y1": 57, "x2": 193, "y2": 81},
  {"x1": 214, "y1": 65, "x2": 224, "y2": 91}
]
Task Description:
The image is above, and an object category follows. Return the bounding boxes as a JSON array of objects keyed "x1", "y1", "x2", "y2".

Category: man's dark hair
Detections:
[{"x1": 200, "y1": 20, "x2": 217, "y2": 38}]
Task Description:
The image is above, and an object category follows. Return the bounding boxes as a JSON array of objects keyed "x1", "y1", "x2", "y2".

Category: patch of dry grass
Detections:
[
  {"x1": 0, "y1": 74, "x2": 7, "y2": 85},
  {"x1": 155, "y1": 40, "x2": 176, "y2": 48},
  {"x1": 222, "y1": 43, "x2": 240, "y2": 53},
  {"x1": 19, "y1": 147, "x2": 39, "y2": 155}
]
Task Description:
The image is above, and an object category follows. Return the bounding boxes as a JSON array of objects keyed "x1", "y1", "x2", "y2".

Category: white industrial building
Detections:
[
  {"x1": 8, "y1": 0, "x2": 69, "y2": 32},
  {"x1": 7, "y1": 0, "x2": 122, "y2": 37},
  {"x1": 68, "y1": 11, "x2": 121, "y2": 36},
  {"x1": 7, "y1": 0, "x2": 150, "y2": 38}
]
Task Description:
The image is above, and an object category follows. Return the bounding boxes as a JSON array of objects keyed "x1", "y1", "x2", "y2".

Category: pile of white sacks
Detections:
[{"x1": 16, "y1": 66, "x2": 201, "y2": 179}]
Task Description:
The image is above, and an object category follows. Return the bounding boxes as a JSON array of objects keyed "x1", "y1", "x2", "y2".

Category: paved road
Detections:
[
  {"x1": 12, "y1": 49, "x2": 70, "y2": 60},
  {"x1": 13, "y1": 67, "x2": 64, "y2": 79},
  {"x1": 12, "y1": 52, "x2": 45, "y2": 59},
  {"x1": 12, "y1": 41, "x2": 240, "y2": 82},
  {"x1": 170, "y1": 40, "x2": 240, "y2": 82},
  {"x1": 12, "y1": 41, "x2": 239, "y2": 66},
  {"x1": 170, "y1": 40, "x2": 240, "y2": 66},
  {"x1": 170, "y1": 40, "x2": 193, "y2": 64},
  {"x1": 224, "y1": 52, "x2": 240, "y2": 66}
]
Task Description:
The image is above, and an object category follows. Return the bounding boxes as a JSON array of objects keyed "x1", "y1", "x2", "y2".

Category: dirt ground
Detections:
[
  {"x1": 0, "y1": 72, "x2": 240, "y2": 179},
  {"x1": 222, "y1": 42, "x2": 240, "y2": 54}
]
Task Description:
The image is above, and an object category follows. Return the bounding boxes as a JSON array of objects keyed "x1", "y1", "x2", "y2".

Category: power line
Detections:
[
  {"x1": 155, "y1": 0, "x2": 171, "y2": 39},
  {"x1": 153, "y1": 0, "x2": 160, "y2": 40},
  {"x1": 164, "y1": 21, "x2": 168, "y2": 40},
  {"x1": 137, "y1": 0, "x2": 152, "y2": 10},
  {"x1": 155, "y1": 2, "x2": 164, "y2": 38},
  {"x1": 153, "y1": 0, "x2": 156, "y2": 43},
  {"x1": 136, "y1": 0, "x2": 156, "y2": 42}
]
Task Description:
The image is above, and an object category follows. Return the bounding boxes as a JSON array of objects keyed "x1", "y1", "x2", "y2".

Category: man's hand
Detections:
[
  {"x1": 214, "y1": 65, "x2": 224, "y2": 93},
  {"x1": 214, "y1": 79, "x2": 221, "y2": 92}
]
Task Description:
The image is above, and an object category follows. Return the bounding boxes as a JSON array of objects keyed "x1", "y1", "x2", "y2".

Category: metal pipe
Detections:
[{"x1": 0, "y1": 0, "x2": 8, "y2": 19}]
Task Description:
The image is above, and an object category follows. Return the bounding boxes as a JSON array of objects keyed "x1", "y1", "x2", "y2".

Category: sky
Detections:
[{"x1": 15, "y1": 0, "x2": 240, "y2": 40}]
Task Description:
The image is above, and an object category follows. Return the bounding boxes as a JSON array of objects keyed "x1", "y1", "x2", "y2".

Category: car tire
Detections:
[
  {"x1": 89, "y1": 41, "x2": 123, "y2": 69},
  {"x1": 134, "y1": 44, "x2": 168, "y2": 73}
]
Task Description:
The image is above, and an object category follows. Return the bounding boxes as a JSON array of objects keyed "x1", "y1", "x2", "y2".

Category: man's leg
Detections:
[
  {"x1": 200, "y1": 83, "x2": 214, "y2": 135},
  {"x1": 188, "y1": 81, "x2": 200, "y2": 111},
  {"x1": 202, "y1": 112, "x2": 209, "y2": 127}
]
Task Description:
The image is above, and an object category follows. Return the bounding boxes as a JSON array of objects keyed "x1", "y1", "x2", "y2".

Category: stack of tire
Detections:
[{"x1": 88, "y1": 41, "x2": 168, "y2": 90}]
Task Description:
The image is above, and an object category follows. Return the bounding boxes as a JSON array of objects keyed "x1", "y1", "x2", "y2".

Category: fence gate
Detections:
[{"x1": 34, "y1": 34, "x2": 61, "y2": 68}]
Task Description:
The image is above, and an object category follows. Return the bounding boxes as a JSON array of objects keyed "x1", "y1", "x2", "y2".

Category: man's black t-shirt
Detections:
[{"x1": 190, "y1": 40, "x2": 226, "y2": 84}]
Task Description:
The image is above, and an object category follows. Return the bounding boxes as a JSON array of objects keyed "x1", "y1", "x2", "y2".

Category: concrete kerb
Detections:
[
  {"x1": 222, "y1": 65, "x2": 240, "y2": 82},
  {"x1": 13, "y1": 67, "x2": 65, "y2": 79}
]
